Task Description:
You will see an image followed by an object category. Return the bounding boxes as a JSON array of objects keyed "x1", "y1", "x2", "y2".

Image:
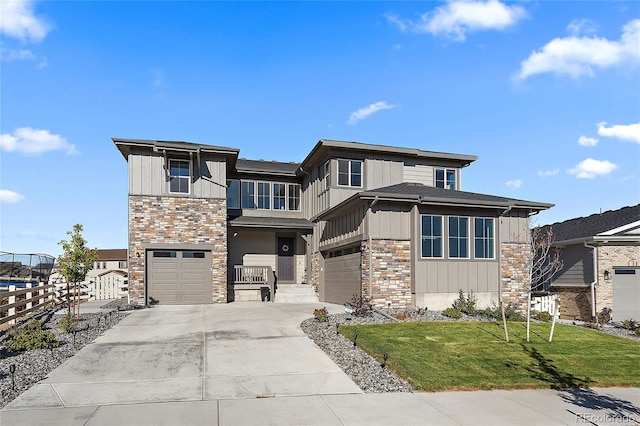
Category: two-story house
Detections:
[{"x1": 113, "y1": 138, "x2": 552, "y2": 310}]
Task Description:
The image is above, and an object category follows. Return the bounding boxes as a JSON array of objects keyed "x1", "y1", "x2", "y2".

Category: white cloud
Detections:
[
  {"x1": 0, "y1": 127, "x2": 77, "y2": 155},
  {"x1": 348, "y1": 101, "x2": 396, "y2": 125},
  {"x1": 505, "y1": 179, "x2": 522, "y2": 189},
  {"x1": 568, "y1": 158, "x2": 618, "y2": 179},
  {"x1": 578, "y1": 136, "x2": 598, "y2": 147},
  {"x1": 537, "y1": 169, "x2": 559, "y2": 177},
  {"x1": 0, "y1": 0, "x2": 51, "y2": 42},
  {"x1": 515, "y1": 19, "x2": 640, "y2": 81},
  {"x1": 0, "y1": 44, "x2": 35, "y2": 61},
  {"x1": 597, "y1": 122, "x2": 640, "y2": 144},
  {"x1": 0, "y1": 189, "x2": 25, "y2": 203},
  {"x1": 567, "y1": 19, "x2": 598, "y2": 36},
  {"x1": 386, "y1": 0, "x2": 527, "y2": 42}
]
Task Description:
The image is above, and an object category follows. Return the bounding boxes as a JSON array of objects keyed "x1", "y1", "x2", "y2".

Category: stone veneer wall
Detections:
[
  {"x1": 362, "y1": 239, "x2": 412, "y2": 308},
  {"x1": 128, "y1": 195, "x2": 227, "y2": 305},
  {"x1": 310, "y1": 251, "x2": 320, "y2": 293},
  {"x1": 500, "y1": 242, "x2": 532, "y2": 312},
  {"x1": 550, "y1": 287, "x2": 593, "y2": 321},
  {"x1": 595, "y1": 244, "x2": 640, "y2": 313}
]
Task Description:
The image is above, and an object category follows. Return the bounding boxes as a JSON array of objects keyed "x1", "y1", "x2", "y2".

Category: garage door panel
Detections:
[
  {"x1": 613, "y1": 268, "x2": 640, "y2": 321},
  {"x1": 324, "y1": 252, "x2": 361, "y2": 305},
  {"x1": 148, "y1": 249, "x2": 212, "y2": 305}
]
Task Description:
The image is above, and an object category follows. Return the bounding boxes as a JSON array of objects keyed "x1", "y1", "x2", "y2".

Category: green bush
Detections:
[
  {"x1": 480, "y1": 303, "x2": 526, "y2": 322},
  {"x1": 313, "y1": 307, "x2": 329, "y2": 322},
  {"x1": 621, "y1": 319, "x2": 637, "y2": 330},
  {"x1": 59, "y1": 312, "x2": 78, "y2": 334},
  {"x1": 442, "y1": 307, "x2": 462, "y2": 319},
  {"x1": 7, "y1": 321, "x2": 60, "y2": 352},
  {"x1": 452, "y1": 289, "x2": 477, "y2": 315},
  {"x1": 533, "y1": 311, "x2": 553, "y2": 322}
]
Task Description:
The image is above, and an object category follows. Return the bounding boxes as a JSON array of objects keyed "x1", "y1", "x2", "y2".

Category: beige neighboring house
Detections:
[
  {"x1": 113, "y1": 138, "x2": 553, "y2": 310},
  {"x1": 86, "y1": 249, "x2": 128, "y2": 300}
]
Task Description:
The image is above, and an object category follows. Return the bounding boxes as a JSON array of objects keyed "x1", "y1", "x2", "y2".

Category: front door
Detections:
[{"x1": 277, "y1": 237, "x2": 295, "y2": 282}]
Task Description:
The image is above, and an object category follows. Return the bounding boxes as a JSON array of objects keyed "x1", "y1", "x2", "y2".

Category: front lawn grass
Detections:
[{"x1": 339, "y1": 321, "x2": 639, "y2": 392}]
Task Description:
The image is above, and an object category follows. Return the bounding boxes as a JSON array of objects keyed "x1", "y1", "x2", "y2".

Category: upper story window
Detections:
[
  {"x1": 448, "y1": 216, "x2": 469, "y2": 258},
  {"x1": 241, "y1": 181, "x2": 255, "y2": 209},
  {"x1": 320, "y1": 161, "x2": 330, "y2": 191},
  {"x1": 169, "y1": 159, "x2": 190, "y2": 194},
  {"x1": 338, "y1": 159, "x2": 362, "y2": 187},
  {"x1": 257, "y1": 182, "x2": 271, "y2": 210},
  {"x1": 273, "y1": 183, "x2": 286, "y2": 210},
  {"x1": 227, "y1": 180, "x2": 240, "y2": 209},
  {"x1": 288, "y1": 184, "x2": 300, "y2": 211},
  {"x1": 233, "y1": 180, "x2": 301, "y2": 211},
  {"x1": 421, "y1": 215, "x2": 443, "y2": 258},
  {"x1": 474, "y1": 218, "x2": 495, "y2": 259},
  {"x1": 118, "y1": 261, "x2": 128, "y2": 268},
  {"x1": 435, "y1": 168, "x2": 456, "y2": 190}
]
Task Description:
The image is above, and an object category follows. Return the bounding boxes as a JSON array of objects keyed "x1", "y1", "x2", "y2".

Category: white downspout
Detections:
[{"x1": 583, "y1": 241, "x2": 597, "y2": 318}]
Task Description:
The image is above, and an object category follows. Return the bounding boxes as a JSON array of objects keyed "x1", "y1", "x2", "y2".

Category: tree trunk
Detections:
[
  {"x1": 66, "y1": 281, "x2": 71, "y2": 315},
  {"x1": 501, "y1": 301, "x2": 509, "y2": 342},
  {"x1": 526, "y1": 290, "x2": 532, "y2": 342}
]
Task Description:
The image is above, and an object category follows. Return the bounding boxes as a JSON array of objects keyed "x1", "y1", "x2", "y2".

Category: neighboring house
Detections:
[
  {"x1": 86, "y1": 249, "x2": 128, "y2": 300},
  {"x1": 543, "y1": 205, "x2": 640, "y2": 322},
  {"x1": 113, "y1": 138, "x2": 552, "y2": 309}
]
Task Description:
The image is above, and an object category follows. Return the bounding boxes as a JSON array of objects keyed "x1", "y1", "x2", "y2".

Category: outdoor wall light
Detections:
[
  {"x1": 603, "y1": 270, "x2": 610, "y2": 281},
  {"x1": 136, "y1": 252, "x2": 141, "y2": 258}
]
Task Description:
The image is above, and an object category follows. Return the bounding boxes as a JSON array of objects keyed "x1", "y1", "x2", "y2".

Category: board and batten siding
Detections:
[
  {"x1": 367, "y1": 202, "x2": 412, "y2": 240},
  {"x1": 403, "y1": 163, "x2": 432, "y2": 186},
  {"x1": 128, "y1": 150, "x2": 227, "y2": 198},
  {"x1": 319, "y1": 205, "x2": 366, "y2": 248},
  {"x1": 364, "y1": 156, "x2": 404, "y2": 189},
  {"x1": 499, "y1": 211, "x2": 530, "y2": 243}
]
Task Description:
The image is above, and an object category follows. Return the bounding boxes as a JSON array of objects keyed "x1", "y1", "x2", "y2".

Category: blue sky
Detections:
[{"x1": 1, "y1": 0, "x2": 639, "y2": 257}]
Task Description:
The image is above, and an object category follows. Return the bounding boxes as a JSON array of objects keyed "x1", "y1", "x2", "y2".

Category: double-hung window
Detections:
[
  {"x1": 337, "y1": 159, "x2": 362, "y2": 187},
  {"x1": 448, "y1": 216, "x2": 469, "y2": 258},
  {"x1": 320, "y1": 161, "x2": 330, "y2": 191},
  {"x1": 169, "y1": 159, "x2": 190, "y2": 194},
  {"x1": 257, "y1": 182, "x2": 271, "y2": 209},
  {"x1": 474, "y1": 218, "x2": 495, "y2": 259},
  {"x1": 288, "y1": 184, "x2": 300, "y2": 211},
  {"x1": 421, "y1": 215, "x2": 443, "y2": 258},
  {"x1": 273, "y1": 183, "x2": 286, "y2": 210},
  {"x1": 241, "y1": 181, "x2": 255, "y2": 209},
  {"x1": 435, "y1": 169, "x2": 456, "y2": 190}
]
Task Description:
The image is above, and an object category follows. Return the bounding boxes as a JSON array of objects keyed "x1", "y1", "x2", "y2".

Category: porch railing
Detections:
[{"x1": 233, "y1": 265, "x2": 275, "y2": 302}]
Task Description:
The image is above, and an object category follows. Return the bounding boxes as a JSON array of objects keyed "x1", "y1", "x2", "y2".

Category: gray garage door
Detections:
[
  {"x1": 613, "y1": 267, "x2": 640, "y2": 321},
  {"x1": 147, "y1": 249, "x2": 212, "y2": 305},
  {"x1": 324, "y1": 247, "x2": 361, "y2": 305}
]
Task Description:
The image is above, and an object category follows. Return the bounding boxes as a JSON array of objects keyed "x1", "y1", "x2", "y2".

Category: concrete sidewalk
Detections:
[{"x1": 1, "y1": 303, "x2": 638, "y2": 425}]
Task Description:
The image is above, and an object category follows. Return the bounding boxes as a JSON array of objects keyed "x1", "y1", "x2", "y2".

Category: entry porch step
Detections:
[{"x1": 275, "y1": 284, "x2": 319, "y2": 303}]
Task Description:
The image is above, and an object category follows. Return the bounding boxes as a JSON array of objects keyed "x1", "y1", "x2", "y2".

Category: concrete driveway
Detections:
[{"x1": 1, "y1": 302, "x2": 639, "y2": 425}]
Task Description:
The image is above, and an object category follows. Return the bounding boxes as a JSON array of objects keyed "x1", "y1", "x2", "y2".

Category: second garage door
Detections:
[
  {"x1": 147, "y1": 249, "x2": 212, "y2": 305},
  {"x1": 613, "y1": 267, "x2": 640, "y2": 321},
  {"x1": 323, "y1": 247, "x2": 361, "y2": 305}
]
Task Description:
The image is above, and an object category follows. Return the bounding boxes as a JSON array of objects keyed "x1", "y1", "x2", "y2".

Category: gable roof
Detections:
[
  {"x1": 544, "y1": 204, "x2": 640, "y2": 244},
  {"x1": 316, "y1": 183, "x2": 553, "y2": 220},
  {"x1": 299, "y1": 139, "x2": 478, "y2": 171}
]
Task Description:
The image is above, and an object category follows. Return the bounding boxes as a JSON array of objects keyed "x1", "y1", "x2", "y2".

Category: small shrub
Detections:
[
  {"x1": 452, "y1": 289, "x2": 477, "y2": 315},
  {"x1": 346, "y1": 294, "x2": 373, "y2": 317},
  {"x1": 59, "y1": 312, "x2": 78, "y2": 334},
  {"x1": 442, "y1": 307, "x2": 462, "y2": 319},
  {"x1": 585, "y1": 322, "x2": 601, "y2": 330},
  {"x1": 7, "y1": 321, "x2": 60, "y2": 352},
  {"x1": 532, "y1": 311, "x2": 553, "y2": 322},
  {"x1": 597, "y1": 307, "x2": 612, "y2": 325},
  {"x1": 480, "y1": 303, "x2": 525, "y2": 322},
  {"x1": 636, "y1": 328, "x2": 640, "y2": 337},
  {"x1": 621, "y1": 319, "x2": 637, "y2": 331},
  {"x1": 391, "y1": 311, "x2": 410, "y2": 321},
  {"x1": 313, "y1": 307, "x2": 329, "y2": 322}
]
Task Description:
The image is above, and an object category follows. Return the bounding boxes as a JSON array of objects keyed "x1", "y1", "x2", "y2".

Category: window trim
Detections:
[
  {"x1": 420, "y1": 215, "x2": 444, "y2": 259},
  {"x1": 168, "y1": 159, "x2": 191, "y2": 194},
  {"x1": 337, "y1": 159, "x2": 363, "y2": 188},
  {"x1": 257, "y1": 181, "x2": 271, "y2": 210},
  {"x1": 435, "y1": 168, "x2": 456, "y2": 190},
  {"x1": 287, "y1": 183, "x2": 301, "y2": 211},
  {"x1": 241, "y1": 181, "x2": 256, "y2": 209},
  {"x1": 227, "y1": 179, "x2": 240, "y2": 209}
]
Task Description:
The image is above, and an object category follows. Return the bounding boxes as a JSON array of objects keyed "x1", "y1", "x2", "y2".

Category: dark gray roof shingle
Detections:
[
  {"x1": 543, "y1": 204, "x2": 640, "y2": 242},
  {"x1": 235, "y1": 159, "x2": 300, "y2": 176}
]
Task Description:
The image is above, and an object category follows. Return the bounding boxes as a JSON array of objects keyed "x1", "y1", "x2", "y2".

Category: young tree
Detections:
[
  {"x1": 527, "y1": 225, "x2": 563, "y2": 342},
  {"x1": 58, "y1": 224, "x2": 98, "y2": 317}
]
